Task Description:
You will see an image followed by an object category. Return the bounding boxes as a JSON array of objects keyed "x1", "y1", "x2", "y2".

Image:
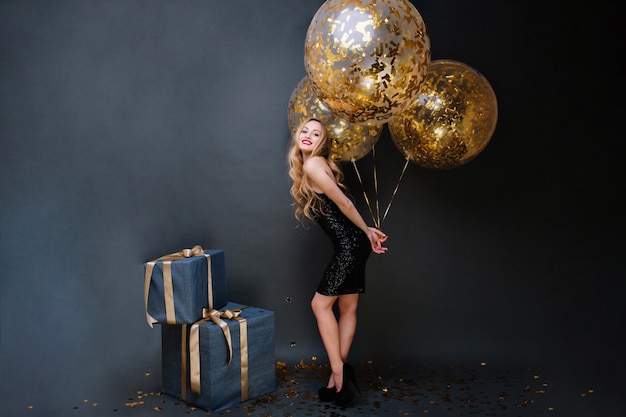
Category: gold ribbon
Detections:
[
  {"x1": 236, "y1": 316, "x2": 249, "y2": 401},
  {"x1": 180, "y1": 324, "x2": 189, "y2": 401},
  {"x1": 186, "y1": 306, "x2": 249, "y2": 399},
  {"x1": 143, "y1": 245, "x2": 214, "y2": 327}
]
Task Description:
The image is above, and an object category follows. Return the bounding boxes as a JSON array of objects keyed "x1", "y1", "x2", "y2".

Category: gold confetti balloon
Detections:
[
  {"x1": 288, "y1": 76, "x2": 382, "y2": 162},
  {"x1": 304, "y1": 0, "x2": 430, "y2": 126},
  {"x1": 389, "y1": 59, "x2": 498, "y2": 169}
]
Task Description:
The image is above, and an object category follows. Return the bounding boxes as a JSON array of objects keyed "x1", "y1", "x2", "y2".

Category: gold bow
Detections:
[
  {"x1": 153, "y1": 245, "x2": 206, "y2": 261},
  {"x1": 202, "y1": 306, "x2": 246, "y2": 366},
  {"x1": 188, "y1": 306, "x2": 249, "y2": 398},
  {"x1": 143, "y1": 245, "x2": 214, "y2": 327}
]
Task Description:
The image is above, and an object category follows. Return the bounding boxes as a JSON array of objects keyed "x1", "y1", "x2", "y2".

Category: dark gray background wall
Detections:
[{"x1": 1, "y1": 0, "x2": 623, "y2": 415}]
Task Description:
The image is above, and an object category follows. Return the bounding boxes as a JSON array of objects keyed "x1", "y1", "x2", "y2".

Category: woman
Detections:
[{"x1": 288, "y1": 118, "x2": 388, "y2": 406}]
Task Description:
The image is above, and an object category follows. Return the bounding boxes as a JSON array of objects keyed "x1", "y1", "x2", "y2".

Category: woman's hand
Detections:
[{"x1": 367, "y1": 227, "x2": 388, "y2": 254}]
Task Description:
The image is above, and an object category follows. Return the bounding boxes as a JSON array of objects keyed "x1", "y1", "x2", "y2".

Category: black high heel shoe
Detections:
[
  {"x1": 334, "y1": 363, "x2": 360, "y2": 407},
  {"x1": 318, "y1": 386, "x2": 336, "y2": 402}
]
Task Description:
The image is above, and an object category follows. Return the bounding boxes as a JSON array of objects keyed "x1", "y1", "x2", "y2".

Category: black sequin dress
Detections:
[{"x1": 315, "y1": 193, "x2": 371, "y2": 296}]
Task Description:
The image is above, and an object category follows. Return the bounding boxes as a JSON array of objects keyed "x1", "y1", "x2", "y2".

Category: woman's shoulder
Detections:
[{"x1": 303, "y1": 156, "x2": 329, "y2": 172}]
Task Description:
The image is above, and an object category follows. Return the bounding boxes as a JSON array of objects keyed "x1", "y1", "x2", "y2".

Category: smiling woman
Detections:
[
  {"x1": 287, "y1": 117, "x2": 388, "y2": 406},
  {"x1": 299, "y1": 119, "x2": 319, "y2": 149}
]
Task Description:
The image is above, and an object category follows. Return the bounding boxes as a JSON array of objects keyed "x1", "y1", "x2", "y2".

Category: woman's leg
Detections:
[
  {"x1": 311, "y1": 292, "x2": 344, "y2": 390},
  {"x1": 337, "y1": 294, "x2": 359, "y2": 361}
]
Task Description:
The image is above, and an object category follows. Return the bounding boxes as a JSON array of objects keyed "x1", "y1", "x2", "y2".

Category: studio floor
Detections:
[{"x1": 25, "y1": 359, "x2": 618, "y2": 417}]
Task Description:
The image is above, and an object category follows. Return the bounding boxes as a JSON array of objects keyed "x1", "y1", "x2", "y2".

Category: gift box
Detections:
[
  {"x1": 161, "y1": 302, "x2": 275, "y2": 412},
  {"x1": 144, "y1": 246, "x2": 228, "y2": 326}
]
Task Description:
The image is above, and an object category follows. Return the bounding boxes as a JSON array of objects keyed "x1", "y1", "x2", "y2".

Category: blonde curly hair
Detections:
[{"x1": 287, "y1": 118, "x2": 347, "y2": 226}]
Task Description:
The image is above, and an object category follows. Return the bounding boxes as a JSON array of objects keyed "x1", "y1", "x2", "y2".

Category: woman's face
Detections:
[{"x1": 298, "y1": 119, "x2": 324, "y2": 155}]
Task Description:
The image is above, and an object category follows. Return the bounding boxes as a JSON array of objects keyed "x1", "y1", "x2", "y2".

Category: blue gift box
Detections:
[
  {"x1": 161, "y1": 302, "x2": 275, "y2": 412},
  {"x1": 144, "y1": 248, "x2": 228, "y2": 326}
]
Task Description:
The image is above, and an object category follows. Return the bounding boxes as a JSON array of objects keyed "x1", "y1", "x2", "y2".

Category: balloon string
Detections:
[
  {"x1": 381, "y1": 157, "x2": 410, "y2": 225},
  {"x1": 372, "y1": 144, "x2": 381, "y2": 230},
  {"x1": 351, "y1": 159, "x2": 378, "y2": 229}
]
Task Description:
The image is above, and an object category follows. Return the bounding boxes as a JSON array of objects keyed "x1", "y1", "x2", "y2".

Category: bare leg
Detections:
[
  {"x1": 312, "y1": 292, "x2": 360, "y2": 391},
  {"x1": 338, "y1": 294, "x2": 359, "y2": 361},
  {"x1": 311, "y1": 292, "x2": 344, "y2": 390}
]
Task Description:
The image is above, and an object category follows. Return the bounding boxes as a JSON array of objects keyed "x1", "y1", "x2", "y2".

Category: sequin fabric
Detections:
[{"x1": 315, "y1": 194, "x2": 371, "y2": 296}]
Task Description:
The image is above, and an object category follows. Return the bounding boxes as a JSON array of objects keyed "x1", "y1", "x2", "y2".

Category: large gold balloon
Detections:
[
  {"x1": 389, "y1": 59, "x2": 498, "y2": 169},
  {"x1": 288, "y1": 76, "x2": 382, "y2": 162},
  {"x1": 304, "y1": 0, "x2": 430, "y2": 126}
]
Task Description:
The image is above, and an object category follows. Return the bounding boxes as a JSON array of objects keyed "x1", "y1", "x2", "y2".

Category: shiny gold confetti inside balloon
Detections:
[
  {"x1": 389, "y1": 59, "x2": 498, "y2": 169},
  {"x1": 304, "y1": 0, "x2": 430, "y2": 125},
  {"x1": 288, "y1": 76, "x2": 382, "y2": 161}
]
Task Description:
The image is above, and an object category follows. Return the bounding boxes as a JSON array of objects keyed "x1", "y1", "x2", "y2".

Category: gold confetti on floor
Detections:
[{"x1": 30, "y1": 360, "x2": 606, "y2": 416}]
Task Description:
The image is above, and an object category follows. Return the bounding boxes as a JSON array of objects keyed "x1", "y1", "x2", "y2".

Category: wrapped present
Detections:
[
  {"x1": 161, "y1": 302, "x2": 275, "y2": 412},
  {"x1": 144, "y1": 246, "x2": 227, "y2": 326}
]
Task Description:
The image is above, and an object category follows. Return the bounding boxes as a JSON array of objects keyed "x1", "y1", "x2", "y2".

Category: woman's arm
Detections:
[{"x1": 304, "y1": 157, "x2": 388, "y2": 253}]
